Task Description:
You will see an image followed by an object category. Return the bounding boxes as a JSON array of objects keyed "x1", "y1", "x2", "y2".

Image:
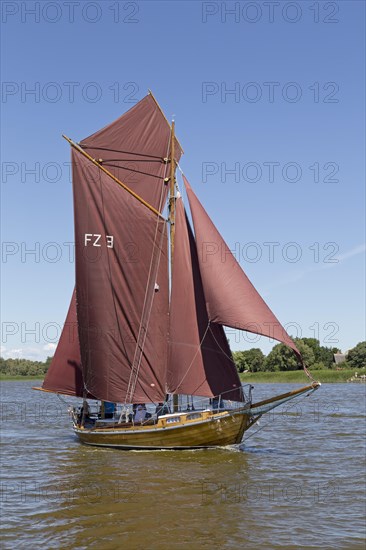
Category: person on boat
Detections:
[
  {"x1": 134, "y1": 404, "x2": 147, "y2": 423},
  {"x1": 78, "y1": 401, "x2": 90, "y2": 425},
  {"x1": 104, "y1": 401, "x2": 116, "y2": 419},
  {"x1": 210, "y1": 397, "x2": 220, "y2": 411},
  {"x1": 156, "y1": 402, "x2": 169, "y2": 417}
]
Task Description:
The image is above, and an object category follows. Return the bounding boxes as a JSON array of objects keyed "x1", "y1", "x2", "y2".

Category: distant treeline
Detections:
[
  {"x1": 0, "y1": 356, "x2": 52, "y2": 377},
  {"x1": 1, "y1": 340, "x2": 365, "y2": 377},
  {"x1": 233, "y1": 339, "x2": 366, "y2": 373}
]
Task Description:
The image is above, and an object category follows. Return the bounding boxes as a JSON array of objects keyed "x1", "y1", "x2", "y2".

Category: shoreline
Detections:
[
  {"x1": 0, "y1": 375, "x2": 44, "y2": 381},
  {"x1": 240, "y1": 368, "x2": 366, "y2": 384},
  {"x1": 1, "y1": 368, "x2": 365, "y2": 384}
]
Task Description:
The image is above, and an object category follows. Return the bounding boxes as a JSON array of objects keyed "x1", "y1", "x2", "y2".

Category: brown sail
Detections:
[
  {"x1": 35, "y1": 95, "x2": 321, "y2": 451},
  {"x1": 184, "y1": 177, "x2": 302, "y2": 362},
  {"x1": 41, "y1": 288, "x2": 84, "y2": 397},
  {"x1": 43, "y1": 94, "x2": 179, "y2": 398},
  {"x1": 168, "y1": 198, "x2": 243, "y2": 399},
  {"x1": 80, "y1": 93, "x2": 183, "y2": 213},
  {"x1": 72, "y1": 148, "x2": 169, "y2": 403}
]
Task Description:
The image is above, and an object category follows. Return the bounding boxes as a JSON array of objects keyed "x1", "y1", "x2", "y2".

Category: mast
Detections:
[
  {"x1": 169, "y1": 120, "x2": 176, "y2": 255},
  {"x1": 169, "y1": 121, "x2": 179, "y2": 412}
]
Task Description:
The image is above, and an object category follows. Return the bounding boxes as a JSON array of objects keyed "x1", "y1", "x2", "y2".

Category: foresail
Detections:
[
  {"x1": 72, "y1": 148, "x2": 169, "y2": 403},
  {"x1": 41, "y1": 288, "x2": 84, "y2": 397},
  {"x1": 184, "y1": 177, "x2": 302, "y2": 362},
  {"x1": 168, "y1": 198, "x2": 243, "y2": 400},
  {"x1": 79, "y1": 93, "x2": 183, "y2": 214}
]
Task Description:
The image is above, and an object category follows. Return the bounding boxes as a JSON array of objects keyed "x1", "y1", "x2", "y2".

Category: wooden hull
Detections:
[
  {"x1": 74, "y1": 409, "x2": 251, "y2": 449},
  {"x1": 73, "y1": 382, "x2": 320, "y2": 450}
]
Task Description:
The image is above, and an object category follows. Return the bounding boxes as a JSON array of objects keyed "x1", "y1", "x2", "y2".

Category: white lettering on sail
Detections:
[
  {"x1": 84, "y1": 233, "x2": 92, "y2": 246},
  {"x1": 84, "y1": 234, "x2": 114, "y2": 248},
  {"x1": 93, "y1": 234, "x2": 101, "y2": 247}
]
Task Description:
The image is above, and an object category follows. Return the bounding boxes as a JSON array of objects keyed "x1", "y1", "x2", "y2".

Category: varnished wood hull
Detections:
[
  {"x1": 72, "y1": 382, "x2": 320, "y2": 450},
  {"x1": 74, "y1": 410, "x2": 251, "y2": 449}
]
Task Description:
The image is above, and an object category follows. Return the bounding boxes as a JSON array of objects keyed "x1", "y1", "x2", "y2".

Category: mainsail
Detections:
[
  {"x1": 168, "y1": 198, "x2": 242, "y2": 400},
  {"x1": 184, "y1": 176, "x2": 302, "y2": 362},
  {"x1": 42, "y1": 93, "x2": 180, "y2": 400},
  {"x1": 72, "y1": 149, "x2": 168, "y2": 403}
]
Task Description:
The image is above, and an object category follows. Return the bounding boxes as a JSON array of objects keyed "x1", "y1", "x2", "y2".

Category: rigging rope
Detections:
[
  {"x1": 172, "y1": 322, "x2": 211, "y2": 391},
  {"x1": 102, "y1": 162, "x2": 164, "y2": 180},
  {"x1": 243, "y1": 387, "x2": 315, "y2": 442},
  {"x1": 172, "y1": 163, "x2": 318, "y2": 389},
  {"x1": 303, "y1": 363, "x2": 317, "y2": 383},
  {"x1": 124, "y1": 133, "x2": 172, "y2": 405},
  {"x1": 174, "y1": 164, "x2": 317, "y2": 388},
  {"x1": 208, "y1": 325, "x2": 237, "y2": 366},
  {"x1": 95, "y1": 160, "x2": 129, "y2": 399},
  {"x1": 56, "y1": 393, "x2": 71, "y2": 406},
  {"x1": 101, "y1": 158, "x2": 163, "y2": 163},
  {"x1": 210, "y1": 323, "x2": 317, "y2": 385},
  {"x1": 81, "y1": 144, "x2": 164, "y2": 160},
  {"x1": 124, "y1": 221, "x2": 166, "y2": 404}
]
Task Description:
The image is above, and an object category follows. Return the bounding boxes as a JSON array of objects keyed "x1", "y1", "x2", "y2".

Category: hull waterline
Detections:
[
  {"x1": 72, "y1": 382, "x2": 320, "y2": 450},
  {"x1": 74, "y1": 409, "x2": 251, "y2": 450}
]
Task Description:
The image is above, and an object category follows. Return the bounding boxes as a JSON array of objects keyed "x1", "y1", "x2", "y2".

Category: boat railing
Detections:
[
  {"x1": 176, "y1": 386, "x2": 253, "y2": 414},
  {"x1": 72, "y1": 385, "x2": 253, "y2": 427}
]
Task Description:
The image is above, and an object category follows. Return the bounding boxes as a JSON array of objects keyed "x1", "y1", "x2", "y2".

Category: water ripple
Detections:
[{"x1": 1, "y1": 381, "x2": 365, "y2": 549}]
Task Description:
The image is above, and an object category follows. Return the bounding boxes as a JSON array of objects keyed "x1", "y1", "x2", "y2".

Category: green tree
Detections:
[
  {"x1": 232, "y1": 351, "x2": 248, "y2": 373},
  {"x1": 233, "y1": 349, "x2": 265, "y2": 373},
  {"x1": 0, "y1": 357, "x2": 7, "y2": 374},
  {"x1": 0, "y1": 356, "x2": 54, "y2": 376},
  {"x1": 28, "y1": 364, "x2": 41, "y2": 376},
  {"x1": 346, "y1": 342, "x2": 366, "y2": 368},
  {"x1": 301, "y1": 338, "x2": 320, "y2": 356},
  {"x1": 265, "y1": 339, "x2": 315, "y2": 371},
  {"x1": 243, "y1": 348, "x2": 265, "y2": 372},
  {"x1": 265, "y1": 344, "x2": 297, "y2": 371},
  {"x1": 301, "y1": 338, "x2": 338, "y2": 368}
]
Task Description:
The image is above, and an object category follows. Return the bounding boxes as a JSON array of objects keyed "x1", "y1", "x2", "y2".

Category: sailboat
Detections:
[{"x1": 34, "y1": 92, "x2": 320, "y2": 449}]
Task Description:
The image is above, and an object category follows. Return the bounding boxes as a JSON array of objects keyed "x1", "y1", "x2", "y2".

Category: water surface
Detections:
[{"x1": 1, "y1": 381, "x2": 365, "y2": 549}]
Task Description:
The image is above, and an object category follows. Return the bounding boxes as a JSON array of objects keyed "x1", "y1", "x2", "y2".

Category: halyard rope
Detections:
[{"x1": 124, "y1": 133, "x2": 172, "y2": 406}]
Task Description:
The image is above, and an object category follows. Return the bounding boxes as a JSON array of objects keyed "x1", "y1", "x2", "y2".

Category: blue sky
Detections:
[{"x1": 1, "y1": 0, "x2": 365, "y2": 360}]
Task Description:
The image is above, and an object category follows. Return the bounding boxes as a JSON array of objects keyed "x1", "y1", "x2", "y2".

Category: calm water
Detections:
[{"x1": 1, "y1": 381, "x2": 365, "y2": 550}]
